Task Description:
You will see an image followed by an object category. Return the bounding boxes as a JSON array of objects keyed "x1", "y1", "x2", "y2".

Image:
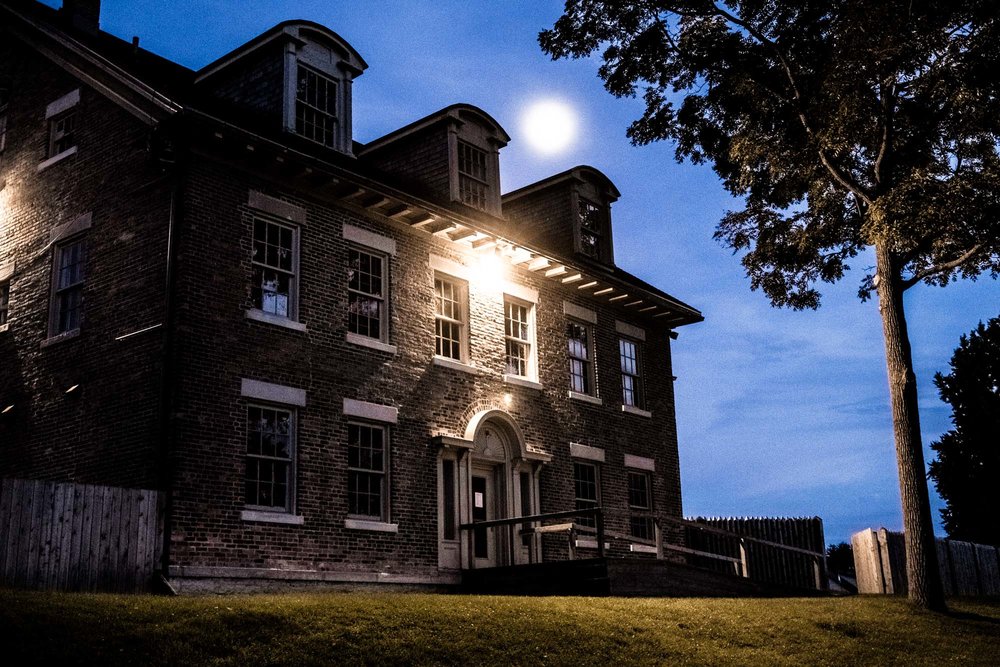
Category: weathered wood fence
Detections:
[
  {"x1": 685, "y1": 516, "x2": 827, "y2": 591},
  {"x1": 852, "y1": 528, "x2": 1000, "y2": 597},
  {"x1": 0, "y1": 478, "x2": 163, "y2": 592}
]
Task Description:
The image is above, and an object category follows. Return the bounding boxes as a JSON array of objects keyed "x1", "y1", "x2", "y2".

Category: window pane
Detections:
[
  {"x1": 245, "y1": 405, "x2": 293, "y2": 510},
  {"x1": 295, "y1": 64, "x2": 337, "y2": 147},
  {"x1": 567, "y1": 321, "x2": 591, "y2": 394},
  {"x1": 0, "y1": 282, "x2": 8, "y2": 325},
  {"x1": 573, "y1": 462, "x2": 598, "y2": 528},
  {"x1": 251, "y1": 219, "x2": 296, "y2": 317},
  {"x1": 347, "y1": 423, "x2": 386, "y2": 520}
]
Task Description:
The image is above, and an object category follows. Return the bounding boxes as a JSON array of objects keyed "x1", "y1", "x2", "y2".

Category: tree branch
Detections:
[
  {"x1": 901, "y1": 244, "x2": 984, "y2": 290},
  {"x1": 707, "y1": 3, "x2": 875, "y2": 208},
  {"x1": 874, "y1": 78, "x2": 896, "y2": 187}
]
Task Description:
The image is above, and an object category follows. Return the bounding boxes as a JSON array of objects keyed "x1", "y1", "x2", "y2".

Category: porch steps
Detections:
[{"x1": 462, "y1": 558, "x2": 828, "y2": 597}]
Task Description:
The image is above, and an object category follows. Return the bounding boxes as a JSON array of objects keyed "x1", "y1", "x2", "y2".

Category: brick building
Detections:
[{"x1": 0, "y1": 0, "x2": 703, "y2": 591}]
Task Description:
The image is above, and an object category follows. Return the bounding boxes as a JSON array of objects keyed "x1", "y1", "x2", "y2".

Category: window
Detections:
[
  {"x1": 567, "y1": 320, "x2": 595, "y2": 395},
  {"x1": 573, "y1": 461, "x2": 600, "y2": 528},
  {"x1": 348, "y1": 422, "x2": 387, "y2": 520},
  {"x1": 48, "y1": 110, "x2": 76, "y2": 157},
  {"x1": 628, "y1": 471, "x2": 653, "y2": 540},
  {"x1": 434, "y1": 275, "x2": 467, "y2": 361},
  {"x1": 348, "y1": 247, "x2": 387, "y2": 340},
  {"x1": 251, "y1": 217, "x2": 297, "y2": 319},
  {"x1": 51, "y1": 238, "x2": 85, "y2": 335},
  {"x1": 245, "y1": 405, "x2": 295, "y2": 512},
  {"x1": 295, "y1": 64, "x2": 337, "y2": 148},
  {"x1": 579, "y1": 199, "x2": 606, "y2": 260},
  {"x1": 457, "y1": 140, "x2": 489, "y2": 210},
  {"x1": 620, "y1": 338, "x2": 644, "y2": 409},
  {"x1": 0, "y1": 281, "x2": 8, "y2": 326},
  {"x1": 504, "y1": 296, "x2": 534, "y2": 378}
]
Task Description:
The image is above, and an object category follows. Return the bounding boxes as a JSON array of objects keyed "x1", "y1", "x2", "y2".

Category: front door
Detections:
[{"x1": 471, "y1": 469, "x2": 496, "y2": 567}]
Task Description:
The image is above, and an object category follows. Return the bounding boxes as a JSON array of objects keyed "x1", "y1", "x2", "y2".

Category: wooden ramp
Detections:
[{"x1": 462, "y1": 558, "x2": 828, "y2": 597}]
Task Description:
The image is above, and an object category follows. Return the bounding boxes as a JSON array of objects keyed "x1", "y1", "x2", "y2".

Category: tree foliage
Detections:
[
  {"x1": 826, "y1": 542, "x2": 855, "y2": 576},
  {"x1": 928, "y1": 316, "x2": 1000, "y2": 546},
  {"x1": 540, "y1": 0, "x2": 1000, "y2": 309},
  {"x1": 540, "y1": 0, "x2": 1000, "y2": 610}
]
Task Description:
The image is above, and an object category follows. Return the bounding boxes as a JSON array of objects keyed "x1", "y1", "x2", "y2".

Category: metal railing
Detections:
[{"x1": 459, "y1": 508, "x2": 826, "y2": 589}]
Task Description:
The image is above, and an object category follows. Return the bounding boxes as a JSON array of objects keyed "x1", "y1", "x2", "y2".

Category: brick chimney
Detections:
[{"x1": 62, "y1": 0, "x2": 100, "y2": 33}]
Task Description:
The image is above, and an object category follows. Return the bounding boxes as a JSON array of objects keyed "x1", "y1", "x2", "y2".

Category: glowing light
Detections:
[
  {"x1": 469, "y1": 251, "x2": 506, "y2": 289},
  {"x1": 502, "y1": 393, "x2": 513, "y2": 408},
  {"x1": 522, "y1": 100, "x2": 577, "y2": 155}
]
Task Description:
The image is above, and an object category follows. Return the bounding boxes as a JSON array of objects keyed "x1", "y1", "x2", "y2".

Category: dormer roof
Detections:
[
  {"x1": 360, "y1": 103, "x2": 510, "y2": 155},
  {"x1": 195, "y1": 20, "x2": 368, "y2": 83},
  {"x1": 503, "y1": 165, "x2": 620, "y2": 203}
]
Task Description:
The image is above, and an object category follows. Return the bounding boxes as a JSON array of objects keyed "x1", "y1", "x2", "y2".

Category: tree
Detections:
[
  {"x1": 928, "y1": 316, "x2": 1000, "y2": 546},
  {"x1": 826, "y1": 542, "x2": 856, "y2": 577},
  {"x1": 540, "y1": 1, "x2": 1000, "y2": 610}
]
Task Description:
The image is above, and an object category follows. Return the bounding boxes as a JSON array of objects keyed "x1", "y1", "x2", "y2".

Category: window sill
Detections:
[
  {"x1": 568, "y1": 390, "x2": 602, "y2": 406},
  {"x1": 433, "y1": 356, "x2": 479, "y2": 375},
  {"x1": 344, "y1": 518, "x2": 398, "y2": 533},
  {"x1": 630, "y1": 543, "x2": 658, "y2": 554},
  {"x1": 346, "y1": 332, "x2": 397, "y2": 354},
  {"x1": 37, "y1": 146, "x2": 78, "y2": 172},
  {"x1": 40, "y1": 328, "x2": 80, "y2": 348},
  {"x1": 574, "y1": 539, "x2": 611, "y2": 550},
  {"x1": 503, "y1": 374, "x2": 542, "y2": 391},
  {"x1": 622, "y1": 404, "x2": 652, "y2": 418},
  {"x1": 245, "y1": 309, "x2": 307, "y2": 332},
  {"x1": 241, "y1": 509, "x2": 304, "y2": 525}
]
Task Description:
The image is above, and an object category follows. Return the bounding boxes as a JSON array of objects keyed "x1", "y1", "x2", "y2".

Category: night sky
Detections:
[{"x1": 45, "y1": 0, "x2": 999, "y2": 545}]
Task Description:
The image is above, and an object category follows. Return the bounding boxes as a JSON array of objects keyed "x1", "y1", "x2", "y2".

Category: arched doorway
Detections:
[{"x1": 435, "y1": 409, "x2": 549, "y2": 571}]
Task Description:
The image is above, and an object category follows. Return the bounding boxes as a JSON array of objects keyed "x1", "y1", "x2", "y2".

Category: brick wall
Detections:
[
  {"x1": 0, "y1": 39, "x2": 171, "y2": 489},
  {"x1": 502, "y1": 183, "x2": 576, "y2": 259},
  {"x1": 361, "y1": 124, "x2": 451, "y2": 203},
  {"x1": 198, "y1": 42, "x2": 285, "y2": 131},
  {"x1": 166, "y1": 152, "x2": 683, "y2": 576}
]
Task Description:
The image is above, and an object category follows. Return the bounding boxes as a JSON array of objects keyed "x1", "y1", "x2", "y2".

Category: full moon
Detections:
[{"x1": 522, "y1": 100, "x2": 577, "y2": 154}]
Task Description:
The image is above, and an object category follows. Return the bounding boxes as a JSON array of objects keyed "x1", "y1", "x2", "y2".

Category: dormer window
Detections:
[
  {"x1": 458, "y1": 141, "x2": 489, "y2": 211},
  {"x1": 579, "y1": 199, "x2": 606, "y2": 260},
  {"x1": 295, "y1": 64, "x2": 337, "y2": 148}
]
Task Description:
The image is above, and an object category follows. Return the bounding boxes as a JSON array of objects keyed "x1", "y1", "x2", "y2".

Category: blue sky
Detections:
[{"x1": 55, "y1": 0, "x2": 999, "y2": 545}]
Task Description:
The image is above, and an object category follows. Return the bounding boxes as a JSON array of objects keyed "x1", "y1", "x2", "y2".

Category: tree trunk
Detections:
[{"x1": 874, "y1": 240, "x2": 947, "y2": 611}]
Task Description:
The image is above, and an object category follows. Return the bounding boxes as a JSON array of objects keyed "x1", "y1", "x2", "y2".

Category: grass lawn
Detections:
[{"x1": 2, "y1": 590, "x2": 999, "y2": 666}]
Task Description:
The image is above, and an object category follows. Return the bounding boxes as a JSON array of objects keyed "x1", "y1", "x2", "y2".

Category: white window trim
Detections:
[
  {"x1": 433, "y1": 355, "x2": 480, "y2": 375},
  {"x1": 503, "y1": 282, "x2": 538, "y2": 304},
  {"x1": 248, "y1": 191, "x2": 306, "y2": 225},
  {"x1": 246, "y1": 308, "x2": 308, "y2": 332},
  {"x1": 503, "y1": 293, "x2": 538, "y2": 382},
  {"x1": 241, "y1": 378, "x2": 307, "y2": 407},
  {"x1": 570, "y1": 442, "x2": 606, "y2": 463},
  {"x1": 45, "y1": 89, "x2": 80, "y2": 119},
  {"x1": 344, "y1": 518, "x2": 398, "y2": 533},
  {"x1": 624, "y1": 454, "x2": 656, "y2": 472},
  {"x1": 241, "y1": 509, "x2": 304, "y2": 525},
  {"x1": 563, "y1": 301, "x2": 597, "y2": 324},
  {"x1": 568, "y1": 390, "x2": 602, "y2": 406},
  {"x1": 343, "y1": 223, "x2": 396, "y2": 256},
  {"x1": 37, "y1": 145, "x2": 77, "y2": 172},
  {"x1": 251, "y1": 214, "x2": 300, "y2": 322},
  {"x1": 243, "y1": 402, "x2": 298, "y2": 515},
  {"x1": 616, "y1": 320, "x2": 646, "y2": 341},
  {"x1": 566, "y1": 317, "x2": 597, "y2": 398},
  {"x1": 345, "y1": 331, "x2": 397, "y2": 354},
  {"x1": 429, "y1": 254, "x2": 470, "y2": 280},
  {"x1": 433, "y1": 271, "x2": 469, "y2": 364},
  {"x1": 343, "y1": 397, "x2": 398, "y2": 424},
  {"x1": 346, "y1": 243, "x2": 391, "y2": 344},
  {"x1": 622, "y1": 404, "x2": 653, "y2": 418}
]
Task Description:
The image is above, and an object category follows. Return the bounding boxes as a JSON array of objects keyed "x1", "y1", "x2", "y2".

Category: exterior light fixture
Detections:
[
  {"x1": 503, "y1": 393, "x2": 513, "y2": 407},
  {"x1": 469, "y1": 248, "x2": 506, "y2": 290},
  {"x1": 64, "y1": 384, "x2": 80, "y2": 395},
  {"x1": 1, "y1": 404, "x2": 13, "y2": 414}
]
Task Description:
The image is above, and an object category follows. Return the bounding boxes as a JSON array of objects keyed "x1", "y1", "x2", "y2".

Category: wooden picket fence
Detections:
[
  {"x1": 684, "y1": 516, "x2": 827, "y2": 590},
  {"x1": 0, "y1": 478, "x2": 163, "y2": 592},
  {"x1": 852, "y1": 528, "x2": 1000, "y2": 597}
]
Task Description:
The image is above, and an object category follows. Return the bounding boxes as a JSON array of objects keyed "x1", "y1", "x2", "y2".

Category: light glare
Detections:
[{"x1": 522, "y1": 100, "x2": 576, "y2": 155}]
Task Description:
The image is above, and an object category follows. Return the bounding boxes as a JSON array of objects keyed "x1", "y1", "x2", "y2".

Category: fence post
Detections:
[
  {"x1": 739, "y1": 538, "x2": 749, "y2": 578},
  {"x1": 654, "y1": 519, "x2": 664, "y2": 560},
  {"x1": 568, "y1": 526, "x2": 576, "y2": 561}
]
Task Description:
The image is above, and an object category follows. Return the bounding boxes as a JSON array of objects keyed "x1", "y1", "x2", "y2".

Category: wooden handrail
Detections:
[
  {"x1": 458, "y1": 507, "x2": 601, "y2": 530},
  {"x1": 659, "y1": 515, "x2": 825, "y2": 558}
]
